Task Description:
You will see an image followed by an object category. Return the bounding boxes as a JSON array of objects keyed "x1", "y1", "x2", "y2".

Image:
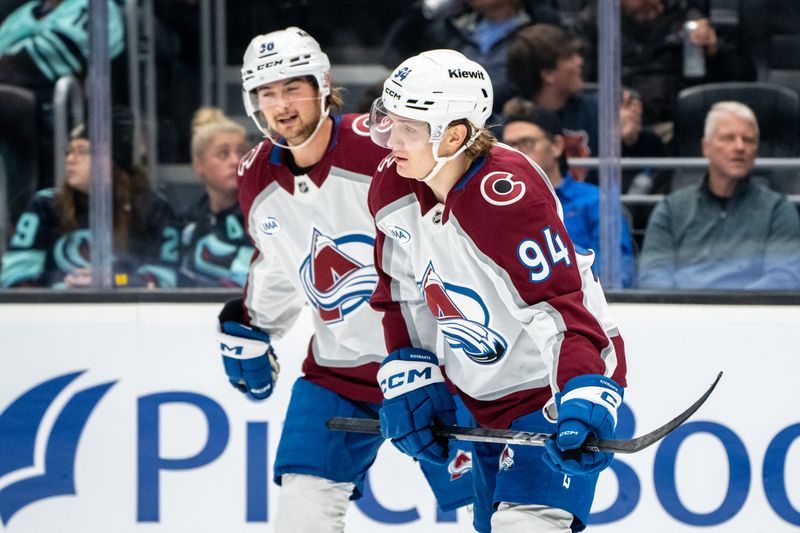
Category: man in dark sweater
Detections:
[{"x1": 638, "y1": 101, "x2": 800, "y2": 289}]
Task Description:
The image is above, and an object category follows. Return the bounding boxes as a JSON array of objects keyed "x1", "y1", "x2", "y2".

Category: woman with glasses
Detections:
[{"x1": 0, "y1": 109, "x2": 178, "y2": 288}]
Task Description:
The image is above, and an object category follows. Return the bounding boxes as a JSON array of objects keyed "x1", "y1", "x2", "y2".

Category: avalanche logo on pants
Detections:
[
  {"x1": 419, "y1": 261, "x2": 508, "y2": 364},
  {"x1": 300, "y1": 229, "x2": 378, "y2": 323},
  {"x1": 448, "y1": 449, "x2": 473, "y2": 480},
  {"x1": 499, "y1": 445, "x2": 515, "y2": 471}
]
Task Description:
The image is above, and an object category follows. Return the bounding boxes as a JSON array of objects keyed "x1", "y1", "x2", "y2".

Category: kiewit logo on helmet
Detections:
[
  {"x1": 394, "y1": 67, "x2": 412, "y2": 81},
  {"x1": 448, "y1": 68, "x2": 485, "y2": 80}
]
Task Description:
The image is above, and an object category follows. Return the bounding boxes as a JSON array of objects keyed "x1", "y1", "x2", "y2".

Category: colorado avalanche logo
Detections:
[
  {"x1": 299, "y1": 229, "x2": 378, "y2": 324},
  {"x1": 419, "y1": 262, "x2": 507, "y2": 364},
  {"x1": 480, "y1": 171, "x2": 525, "y2": 206},
  {"x1": 351, "y1": 114, "x2": 371, "y2": 137},
  {"x1": 448, "y1": 449, "x2": 473, "y2": 481},
  {"x1": 499, "y1": 445, "x2": 515, "y2": 471}
]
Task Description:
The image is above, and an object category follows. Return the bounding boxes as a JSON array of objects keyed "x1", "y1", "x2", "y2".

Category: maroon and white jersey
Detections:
[
  {"x1": 368, "y1": 144, "x2": 627, "y2": 428},
  {"x1": 237, "y1": 114, "x2": 389, "y2": 403}
]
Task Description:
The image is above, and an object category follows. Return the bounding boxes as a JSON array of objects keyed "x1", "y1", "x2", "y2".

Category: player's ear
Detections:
[{"x1": 441, "y1": 123, "x2": 469, "y2": 156}]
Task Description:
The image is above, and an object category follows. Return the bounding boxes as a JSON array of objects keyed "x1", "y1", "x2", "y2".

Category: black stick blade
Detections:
[{"x1": 587, "y1": 370, "x2": 723, "y2": 453}]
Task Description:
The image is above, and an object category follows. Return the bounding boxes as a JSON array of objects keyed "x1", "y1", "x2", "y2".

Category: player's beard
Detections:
[
  {"x1": 271, "y1": 105, "x2": 321, "y2": 147},
  {"x1": 286, "y1": 118, "x2": 319, "y2": 147}
]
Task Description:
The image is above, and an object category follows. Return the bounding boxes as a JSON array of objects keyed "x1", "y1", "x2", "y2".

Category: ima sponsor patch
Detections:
[
  {"x1": 386, "y1": 225, "x2": 412, "y2": 244},
  {"x1": 259, "y1": 216, "x2": 280, "y2": 236}
]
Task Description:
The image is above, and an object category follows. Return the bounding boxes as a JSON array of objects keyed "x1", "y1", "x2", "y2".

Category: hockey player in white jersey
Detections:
[
  {"x1": 215, "y1": 28, "x2": 473, "y2": 532},
  {"x1": 367, "y1": 49, "x2": 629, "y2": 532}
]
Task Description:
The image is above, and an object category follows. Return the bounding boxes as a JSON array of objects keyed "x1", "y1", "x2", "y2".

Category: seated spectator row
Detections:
[
  {"x1": 4, "y1": 95, "x2": 799, "y2": 291},
  {"x1": 2, "y1": 0, "x2": 800, "y2": 292},
  {"x1": 500, "y1": 99, "x2": 800, "y2": 290},
  {"x1": 0, "y1": 107, "x2": 253, "y2": 288}
]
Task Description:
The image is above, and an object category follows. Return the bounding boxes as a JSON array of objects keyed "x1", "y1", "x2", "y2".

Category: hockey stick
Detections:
[{"x1": 326, "y1": 371, "x2": 722, "y2": 454}]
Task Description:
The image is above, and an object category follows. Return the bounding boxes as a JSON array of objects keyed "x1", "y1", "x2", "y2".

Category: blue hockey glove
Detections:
[
  {"x1": 377, "y1": 348, "x2": 456, "y2": 464},
  {"x1": 543, "y1": 374, "x2": 623, "y2": 476},
  {"x1": 217, "y1": 299, "x2": 279, "y2": 400}
]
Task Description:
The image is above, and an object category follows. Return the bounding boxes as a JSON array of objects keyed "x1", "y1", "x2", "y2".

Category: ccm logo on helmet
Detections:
[
  {"x1": 480, "y1": 171, "x2": 526, "y2": 206},
  {"x1": 448, "y1": 68, "x2": 485, "y2": 80},
  {"x1": 257, "y1": 60, "x2": 284, "y2": 70},
  {"x1": 384, "y1": 87, "x2": 402, "y2": 100}
]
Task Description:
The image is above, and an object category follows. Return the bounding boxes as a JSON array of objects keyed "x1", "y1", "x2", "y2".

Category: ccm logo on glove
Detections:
[
  {"x1": 378, "y1": 358, "x2": 443, "y2": 400},
  {"x1": 379, "y1": 365, "x2": 438, "y2": 395}
]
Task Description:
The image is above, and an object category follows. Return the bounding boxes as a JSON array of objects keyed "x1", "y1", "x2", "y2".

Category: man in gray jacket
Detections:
[{"x1": 638, "y1": 101, "x2": 800, "y2": 289}]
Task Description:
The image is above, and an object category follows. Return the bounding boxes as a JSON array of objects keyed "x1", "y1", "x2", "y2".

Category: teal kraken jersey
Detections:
[{"x1": 0, "y1": 0, "x2": 124, "y2": 81}]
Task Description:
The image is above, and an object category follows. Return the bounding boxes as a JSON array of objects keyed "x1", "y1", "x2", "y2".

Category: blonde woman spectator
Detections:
[{"x1": 177, "y1": 107, "x2": 253, "y2": 287}]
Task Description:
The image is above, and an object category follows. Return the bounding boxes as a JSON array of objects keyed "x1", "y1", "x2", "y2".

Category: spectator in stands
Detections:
[
  {"x1": 576, "y1": 0, "x2": 756, "y2": 137},
  {"x1": 0, "y1": 109, "x2": 179, "y2": 288},
  {"x1": 507, "y1": 23, "x2": 666, "y2": 189},
  {"x1": 502, "y1": 101, "x2": 636, "y2": 287},
  {"x1": 638, "y1": 101, "x2": 800, "y2": 290},
  {"x1": 0, "y1": 0, "x2": 125, "y2": 220},
  {"x1": 177, "y1": 107, "x2": 253, "y2": 287},
  {"x1": 423, "y1": 0, "x2": 561, "y2": 114}
]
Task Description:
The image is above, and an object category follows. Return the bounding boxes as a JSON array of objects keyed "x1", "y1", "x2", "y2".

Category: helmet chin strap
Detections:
[
  {"x1": 263, "y1": 96, "x2": 329, "y2": 151},
  {"x1": 420, "y1": 130, "x2": 481, "y2": 183}
]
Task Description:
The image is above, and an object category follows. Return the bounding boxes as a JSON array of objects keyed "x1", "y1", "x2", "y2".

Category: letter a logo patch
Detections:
[{"x1": 299, "y1": 229, "x2": 378, "y2": 323}]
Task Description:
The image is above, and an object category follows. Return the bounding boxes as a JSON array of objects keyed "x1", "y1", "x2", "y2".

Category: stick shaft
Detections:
[{"x1": 326, "y1": 371, "x2": 723, "y2": 454}]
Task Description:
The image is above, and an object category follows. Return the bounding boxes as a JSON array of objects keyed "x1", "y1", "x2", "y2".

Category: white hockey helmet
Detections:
[
  {"x1": 370, "y1": 49, "x2": 493, "y2": 181},
  {"x1": 241, "y1": 27, "x2": 331, "y2": 143},
  {"x1": 372, "y1": 49, "x2": 492, "y2": 143}
]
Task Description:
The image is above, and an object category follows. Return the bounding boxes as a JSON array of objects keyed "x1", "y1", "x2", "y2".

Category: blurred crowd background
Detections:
[{"x1": 1, "y1": 0, "x2": 799, "y2": 291}]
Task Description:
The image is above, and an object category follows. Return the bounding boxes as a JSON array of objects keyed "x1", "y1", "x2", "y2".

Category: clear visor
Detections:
[
  {"x1": 257, "y1": 94, "x2": 321, "y2": 112},
  {"x1": 251, "y1": 88, "x2": 326, "y2": 148},
  {"x1": 369, "y1": 98, "x2": 432, "y2": 150}
]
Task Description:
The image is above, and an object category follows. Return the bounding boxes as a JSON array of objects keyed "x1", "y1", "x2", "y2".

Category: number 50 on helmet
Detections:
[{"x1": 240, "y1": 26, "x2": 331, "y2": 139}]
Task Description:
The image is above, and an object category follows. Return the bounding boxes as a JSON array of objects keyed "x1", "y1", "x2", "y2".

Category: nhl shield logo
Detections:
[{"x1": 299, "y1": 229, "x2": 378, "y2": 323}]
